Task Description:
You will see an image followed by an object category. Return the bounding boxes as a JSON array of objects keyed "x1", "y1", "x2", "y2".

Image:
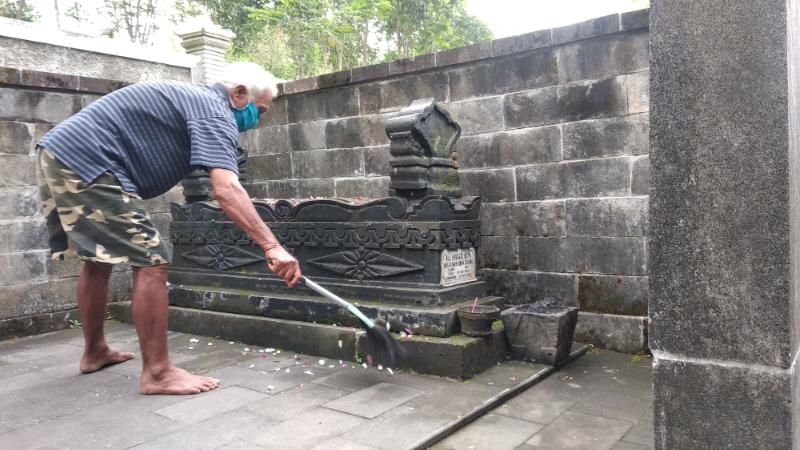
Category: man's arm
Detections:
[{"x1": 208, "y1": 168, "x2": 301, "y2": 287}]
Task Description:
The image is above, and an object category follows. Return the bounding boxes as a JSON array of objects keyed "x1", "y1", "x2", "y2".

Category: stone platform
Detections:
[
  {"x1": 109, "y1": 302, "x2": 509, "y2": 380},
  {"x1": 0, "y1": 323, "x2": 651, "y2": 449}
]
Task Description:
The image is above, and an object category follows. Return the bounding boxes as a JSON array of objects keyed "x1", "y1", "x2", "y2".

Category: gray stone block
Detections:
[
  {"x1": 292, "y1": 178, "x2": 336, "y2": 198},
  {"x1": 435, "y1": 41, "x2": 492, "y2": 67},
  {"x1": 352, "y1": 62, "x2": 389, "y2": 82},
  {"x1": 435, "y1": 413, "x2": 543, "y2": 450},
  {"x1": 501, "y1": 300, "x2": 578, "y2": 365},
  {"x1": 527, "y1": 411, "x2": 633, "y2": 448},
  {"x1": 0, "y1": 154, "x2": 36, "y2": 187},
  {"x1": 621, "y1": 9, "x2": 649, "y2": 31},
  {"x1": 565, "y1": 197, "x2": 648, "y2": 237},
  {"x1": 0, "y1": 251, "x2": 47, "y2": 287},
  {"x1": 363, "y1": 145, "x2": 391, "y2": 177},
  {"x1": 286, "y1": 87, "x2": 358, "y2": 122},
  {"x1": 388, "y1": 54, "x2": 435, "y2": 75},
  {"x1": 557, "y1": 32, "x2": 649, "y2": 84},
  {"x1": 247, "y1": 407, "x2": 365, "y2": 449},
  {"x1": 0, "y1": 88, "x2": 80, "y2": 124},
  {"x1": 325, "y1": 116, "x2": 387, "y2": 148},
  {"x1": 479, "y1": 236, "x2": 518, "y2": 270},
  {"x1": 562, "y1": 114, "x2": 649, "y2": 159},
  {"x1": 627, "y1": 71, "x2": 649, "y2": 114},
  {"x1": 519, "y1": 237, "x2": 647, "y2": 275},
  {"x1": 650, "y1": 1, "x2": 791, "y2": 367},
  {"x1": 0, "y1": 187, "x2": 39, "y2": 219},
  {"x1": 288, "y1": 121, "x2": 326, "y2": 151},
  {"x1": 480, "y1": 201, "x2": 565, "y2": 237},
  {"x1": 0, "y1": 121, "x2": 32, "y2": 154},
  {"x1": 262, "y1": 97, "x2": 288, "y2": 127},
  {"x1": 317, "y1": 69, "x2": 352, "y2": 89},
  {"x1": 631, "y1": 156, "x2": 649, "y2": 195},
  {"x1": 334, "y1": 177, "x2": 390, "y2": 198},
  {"x1": 492, "y1": 29, "x2": 552, "y2": 57},
  {"x1": 460, "y1": 168, "x2": 515, "y2": 202},
  {"x1": 379, "y1": 72, "x2": 448, "y2": 111},
  {"x1": 653, "y1": 358, "x2": 791, "y2": 449},
  {"x1": 20, "y1": 70, "x2": 79, "y2": 90},
  {"x1": 292, "y1": 148, "x2": 362, "y2": 179},
  {"x1": 480, "y1": 269, "x2": 577, "y2": 306},
  {"x1": 448, "y1": 50, "x2": 558, "y2": 102},
  {"x1": 0, "y1": 219, "x2": 47, "y2": 253},
  {"x1": 358, "y1": 84, "x2": 381, "y2": 115},
  {"x1": 504, "y1": 77, "x2": 628, "y2": 129},
  {"x1": 457, "y1": 126, "x2": 561, "y2": 169},
  {"x1": 516, "y1": 157, "x2": 630, "y2": 201},
  {"x1": 552, "y1": 14, "x2": 620, "y2": 44},
  {"x1": 323, "y1": 382, "x2": 425, "y2": 419},
  {"x1": 280, "y1": 76, "x2": 317, "y2": 95},
  {"x1": 240, "y1": 125, "x2": 291, "y2": 156},
  {"x1": 247, "y1": 153, "x2": 291, "y2": 180},
  {"x1": 578, "y1": 274, "x2": 648, "y2": 316},
  {"x1": 574, "y1": 311, "x2": 647, "y2": 353},
  {"x1": 154, "y1": 386, "x2": 269, "y2": 424},
  {"x1": 446, "y1": 97, "x2": 504, "y2": 135}
]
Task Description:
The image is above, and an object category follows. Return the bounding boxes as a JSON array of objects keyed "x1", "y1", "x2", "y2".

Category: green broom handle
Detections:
[{"x1": 303, "y1": 276, "x2": 375, "y2": 329}]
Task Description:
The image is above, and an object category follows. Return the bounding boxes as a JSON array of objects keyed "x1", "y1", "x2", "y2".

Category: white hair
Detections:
[{"x1": 215, "y1": 62, "x2": 281, "y2": 99}]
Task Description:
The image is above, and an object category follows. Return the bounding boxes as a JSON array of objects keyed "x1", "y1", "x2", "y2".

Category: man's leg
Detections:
[
  {"x1": 78, "y1": 260, "x2": 135, "y2": 373},
  {"x1": 133, "y1": 264, "x2": 219, "y2": 395}
]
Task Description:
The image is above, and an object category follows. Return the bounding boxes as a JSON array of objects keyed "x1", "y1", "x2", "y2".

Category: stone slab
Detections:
[
  {"x1": 653, "y1": 357, "x2": 791, "y2": 449},
  {"x1": 570, "y1": 381, "x2": 651, "y2": 422},
  {"x1": 244, "y1": 407, "x2": 366, "y2": 450},
  {"x1": 526, "y1": 411, "x2": 633, "y2": 449},
  {"x1": 134, "y1": 409, "x2": 270, "y2": 450},
  {"x1": 244, "y1": 382, "x2": 349, "y2": 422},
  {"x1": 323, "y1": 381, "x2": 424, "y2": 418},
  {"x1": 574, "y1": 311, "x2": 648, "y2": 354},
  {"x1": 168, "y1": 284, "x2": 504, "y2": 338},
  {"x1": 433, "y1": 413, "x2": 542, "y2": 450},
  {"x1": 153, "y1": 385, "x2": 268, "y2": 424}
]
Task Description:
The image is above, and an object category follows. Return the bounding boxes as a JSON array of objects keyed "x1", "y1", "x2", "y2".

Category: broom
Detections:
[{"x1": 303, "y1": 276, "x2": 407, "y2": 368}]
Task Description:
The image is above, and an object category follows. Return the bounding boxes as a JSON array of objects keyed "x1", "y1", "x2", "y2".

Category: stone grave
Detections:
[{"x1": 160, "y1": 99, "x2": 509, "y2": 378}]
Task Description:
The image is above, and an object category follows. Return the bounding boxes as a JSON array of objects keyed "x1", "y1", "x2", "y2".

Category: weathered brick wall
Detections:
[
  {"x1": 244, "y1": 10, "x2": 650, "y2": 352},
  {"x1": 0, "y1": 67, "x2": 186, "y2": 338}
]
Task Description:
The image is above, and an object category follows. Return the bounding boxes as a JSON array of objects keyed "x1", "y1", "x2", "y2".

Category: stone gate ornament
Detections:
[{"x1": 384, "y1": 98, "x2": 462, "y2": 199}]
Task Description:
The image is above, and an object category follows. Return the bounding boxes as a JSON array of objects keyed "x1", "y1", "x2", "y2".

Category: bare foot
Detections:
[
  {"x1": 140, "y1": 365, "x2": 219, "y2": 395},
  {"x1": 80, "y1": 349, "x2": 136, "y2": 373}
]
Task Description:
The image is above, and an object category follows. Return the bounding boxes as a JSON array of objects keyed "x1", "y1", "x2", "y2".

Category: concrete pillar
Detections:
[
  {"x1": 177, "y1": 23, "x2": 235, "y2": 83},
  {"x1": 650, "y1": 0, "x2": 800, "y2": 447}
]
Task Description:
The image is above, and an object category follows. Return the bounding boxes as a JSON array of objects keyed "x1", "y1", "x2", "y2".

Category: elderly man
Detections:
[{"x1": 36, "y1": 62, "x2": 301, "y2": 395}]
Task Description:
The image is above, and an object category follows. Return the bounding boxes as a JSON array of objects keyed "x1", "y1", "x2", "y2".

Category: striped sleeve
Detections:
[{"x1": 187, "y1": 117, "x2": 240, "y2": 174}]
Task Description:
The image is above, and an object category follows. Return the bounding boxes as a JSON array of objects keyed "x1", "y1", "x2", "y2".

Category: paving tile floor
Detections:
[{"x1": 0, "y1": 322, "x2": 653, "y2": 449}]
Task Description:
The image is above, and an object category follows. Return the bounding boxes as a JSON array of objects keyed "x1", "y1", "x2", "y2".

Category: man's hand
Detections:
[{"x1": 265, "y1": 246, "x2": 302, "y2": 287}]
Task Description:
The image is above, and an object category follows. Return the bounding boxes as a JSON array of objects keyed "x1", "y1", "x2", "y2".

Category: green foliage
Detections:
[
  {"x1": 103, "y1": 0, "x2": 159, "y2": 45},
  {"x1": 0, "y1": 0, "x2": 37, "y2": 22},
  {"x1": 192, "y1": 0, "x2": 491, "y2": 79}
]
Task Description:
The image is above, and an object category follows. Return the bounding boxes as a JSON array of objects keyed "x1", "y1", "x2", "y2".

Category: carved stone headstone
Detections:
[
  {"x1": 385, "y1": 98, "x2": 462, "y2": 199},
  {"x1": 182, "y1": 146, "x2": 249, "y2": 203}
]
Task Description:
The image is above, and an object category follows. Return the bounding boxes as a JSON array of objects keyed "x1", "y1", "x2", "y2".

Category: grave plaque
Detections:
[{"x1": 440, "y1": 248, "x2": 476, "y2": 286}]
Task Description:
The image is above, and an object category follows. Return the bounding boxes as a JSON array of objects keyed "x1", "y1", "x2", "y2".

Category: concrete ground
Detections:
[{"x1": 0, "y1": 322, "x2": 653, "y2": 450}]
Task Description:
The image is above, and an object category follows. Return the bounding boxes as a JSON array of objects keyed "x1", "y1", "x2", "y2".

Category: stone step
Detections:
[
  {"x1": 168, "y1": 283, "x2": 504, "y2": 338},
  {"x1": 108, "y1": 302, "x2": 509, "y2": 379}
]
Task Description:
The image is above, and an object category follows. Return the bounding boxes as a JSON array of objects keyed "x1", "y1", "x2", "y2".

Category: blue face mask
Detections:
[{"x1": 231, "y1": 102, "x2": 259, "y2": 132}]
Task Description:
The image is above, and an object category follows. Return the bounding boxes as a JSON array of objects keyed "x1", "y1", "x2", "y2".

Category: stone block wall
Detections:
[
  {"x1": 0, "y1": 67, "x2": 187, "y2": 338},
  {"x1": 243, "y1": 10, "x2": 650, "y2": 352}
]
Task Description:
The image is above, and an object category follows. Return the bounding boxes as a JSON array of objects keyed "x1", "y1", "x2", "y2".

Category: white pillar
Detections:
[{"x1": 177, "y1": 23, "x2": 235, "y2": 83}]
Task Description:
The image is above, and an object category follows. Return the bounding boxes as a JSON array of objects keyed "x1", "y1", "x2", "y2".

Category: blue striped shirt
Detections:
[{"x1": 39, "y1": 81, "x2": 240, "y2": 199}]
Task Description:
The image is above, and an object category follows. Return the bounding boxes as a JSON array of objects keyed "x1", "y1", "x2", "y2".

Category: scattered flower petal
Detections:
[
  {"x1": 189, "y1": 338, "x2": 199, "y2": 343},
  {"x1": 266, "y1": 348, "x2": 275, "y2": 353},
  {"x1": 362, "y1": 363, "x2": 368, "y2": 369},
  {"x1": 188, "y1": 347, "x2": 194, "y2": 350},
  {"x1": 378, "y1": 365, "x2": 383, "y2": 371},
  {"x1": 303, "y1": 370, "x2": 314, "y2": 375},
  {"x1": 387, "y1": 368, "x2": 394, "y2": 375},
  {"x1": 338, "y1": 340, "x2": 343, "y2": 349},
  {"x1": 285, "y1": 368, "x2": 290, "y2": 373},
  {"x1": 228, "y1": 341, "x2": 234, "y2": 344},
  {"x1": 244, "y1": 348, "x2": 251, "y2": 352},
  {"x1": 207, "y1": 342, "x2": 213, "y2": 346},
  {"x1": 249, "y1": 364, "x2": 255, "y2": 368},
  {"x1": 318, "y1": 359, "x2": 326, "y2": 365},
  {"x1": 267, "y1": 385, "x2": 274, "y2": 390}
]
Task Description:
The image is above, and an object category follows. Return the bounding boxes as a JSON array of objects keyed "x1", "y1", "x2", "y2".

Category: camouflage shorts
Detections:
[{"x1": 36, "y1": 148, "x2": 171, "y2": 266}]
